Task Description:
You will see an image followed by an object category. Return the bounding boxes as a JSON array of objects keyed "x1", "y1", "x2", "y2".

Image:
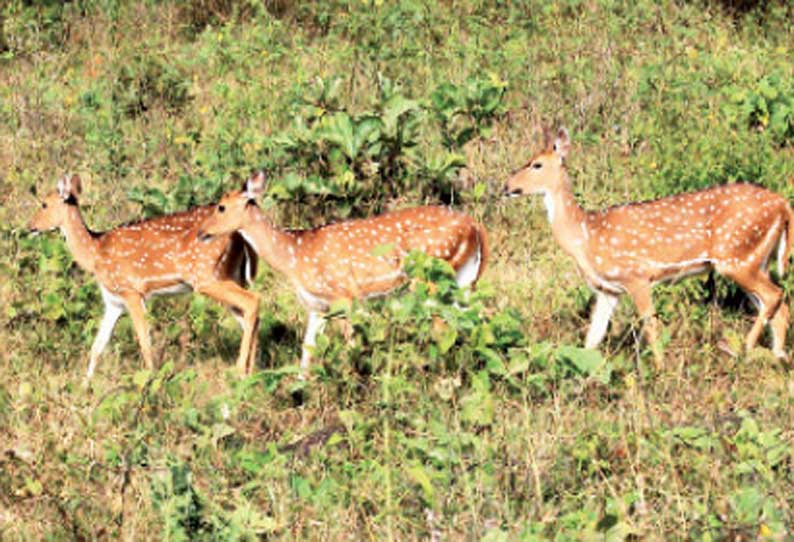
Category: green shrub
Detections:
[
  {"x1": 725, "y1": 72, "x2": 794, "y2": 145},
  {"x1": 113, "y1": 54, "x2": 191, "y2": 118}
]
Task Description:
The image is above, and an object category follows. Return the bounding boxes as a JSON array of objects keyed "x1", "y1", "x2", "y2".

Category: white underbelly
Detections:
[
  {"x1": 297, "y1": 286, "x2": 331, "y2": 312},
  {"x1": 146, "y1": 282, "x2": 193, "y2": 298}
]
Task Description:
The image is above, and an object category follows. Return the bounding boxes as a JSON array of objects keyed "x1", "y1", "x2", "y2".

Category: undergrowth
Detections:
[{"x1": 2, "y1": 1, "x2": 794, "y2": 540}]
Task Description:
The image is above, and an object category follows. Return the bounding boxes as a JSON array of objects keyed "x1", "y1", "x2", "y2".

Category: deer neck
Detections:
[
  {"x1": 241, "y1": 208, "x2": 299, "y2": 276},
  {"x1": 61, "y1": 204, "x2": 99, "y2": 273},
  {"x1": 543, "y1": 172, "x2": 588, "y2": 258}
]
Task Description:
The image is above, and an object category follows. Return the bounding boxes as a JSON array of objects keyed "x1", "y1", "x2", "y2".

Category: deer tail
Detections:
[
  {"x1": 474, "y1": 220, "x2": 489, "y2": 285},
  {"x1": 778, "y1": 204, "x2": 794, "y2": 276}
]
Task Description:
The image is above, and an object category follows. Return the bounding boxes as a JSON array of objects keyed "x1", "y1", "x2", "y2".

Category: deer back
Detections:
[
  {"x1": 289, "y1": 206, "x2": 482, "y2": 300},
  {"x1": 585, "y1": 183, "x2": 791, "y2": 283},
  {"x1": 94, "y1": 205, "x2": 252, "y2": 294}
]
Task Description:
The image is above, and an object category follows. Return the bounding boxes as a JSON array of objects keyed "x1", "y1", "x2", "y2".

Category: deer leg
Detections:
[
  {"x1": 338, "y1": 318, "x2": 355, "y2": 343},
  {"x1": 585, "y1": 291, "x2": 619, "y2": 349},
  {"x1": 248, "y1": 312, "x2": 260, "y2": 371},
  {"x1": 625, "y1": 281, "x2": 663, "y2": 366},
  {"x1": 230, "y1": 308, "x2": 261, "y2": 371},
  {"x1": 728, "y1": 270, "x2": 783, "y2": 355},
  {"x1": 86, "y1": 289, "x2": 125, "y2": 381},
  {"x1": 121, "y1": 292, "x2": 154, "y2": 371},
  {"x1": 199, "y1": 281, "x2": 260, "y2": 374},
  {"x1": 300, "y1": 311, "x2": 327, "y2": 378},
  {"x1": 770, "y1": 303, "x2": 789, "y2": 360}
]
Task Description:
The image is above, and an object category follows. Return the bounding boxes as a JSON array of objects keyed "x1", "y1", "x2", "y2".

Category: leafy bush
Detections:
[
  {"x1": 430, "y1": 76, "x2": 507, "y2": 149},
  {"x1": 267, "y1": 73, "x2": 504, "y2": 212},
  {"x1": 127, "y1": 175, "x2": 225, "y2": 218},
  {"x1": 725, "y1": 72, "x2": 794, "y2": 145},
  {"x1": 268, "y1": 75, "x2": 424, "y2": 206},
  {"x1": 113, "y1": 54, "x2": 192, "y2": 118},
  {"x1": 0, "y1": 0, "x2": 80, "y2": 57},
  {"x1": 312, "y1": 251, "x2": 524, "y2": 381}
]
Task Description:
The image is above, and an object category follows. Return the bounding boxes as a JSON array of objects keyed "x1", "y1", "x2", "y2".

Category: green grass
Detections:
[{"x1": 3, "y1": 1, "x2": 794, "y2": 540}]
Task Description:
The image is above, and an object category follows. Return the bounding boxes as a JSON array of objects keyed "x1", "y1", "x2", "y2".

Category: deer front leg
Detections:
[
  {"x1": 585, "y1": 291, "x2": 619, "y2": 349},
  {"x1": 625, "y1": 280, "x2": 663, "y2": 367},
  {"x1": 121, "y1": 291, "x2": 154, "y2": 371},
  {"x1": 86, "y1": 287, "x2": 126, "y2": 381},
  {"x1": 770, "y1": 303, "x2": 789, "y2": 360},
  {"x1": 300, "y1": 311, "x2": 327, "y2": 378}
]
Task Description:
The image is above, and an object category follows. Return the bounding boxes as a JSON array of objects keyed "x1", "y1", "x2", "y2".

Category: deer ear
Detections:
[
  {"x1": 542, "y1": 126, "x2": 553, "y2": 150},
  {"x1": 553, "y1": 127, "x2": 571, "y2": 160},
  {"x1": 242, "y1": 170, "x2": 267, "y2": 198},
  {"x1": 56, "y1": 174, "x2": 81, "y2": 200},
  {"x1": 69, "y1": 174, "x2": 82, "y2": 197}
]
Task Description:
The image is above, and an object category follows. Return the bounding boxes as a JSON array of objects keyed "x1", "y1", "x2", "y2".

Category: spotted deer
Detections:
[
  {"x1": 504, "y1": 127, "x2": 793, "y2": 363},
  {"x1": 29, "y1": 174, "x2": 261, "y2": 380},
  {"x1": 197, "y1": 171, "x2": 489, "y2": 374}
]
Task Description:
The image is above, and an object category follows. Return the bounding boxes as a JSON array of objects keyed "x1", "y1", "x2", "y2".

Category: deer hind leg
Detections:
[
  {"x1": 725, "y1": 269, "x2": 784, "y2": 356},
  {"x1": 625, "y1": 280, "x2": 663, "y2": 366},
  {"x1": 86, "y1": 288, "x2": 126, "y2": 381},
  {"x1": 585, "y1": 291, "x2": 619, "y2": 349},
  {"x1": 230, "y1": 308, "x2": 261, "y2": 372},
  {"x1": 121, "y1": 292, "x2": 154, "y2": 371},
  {"x1": 199, "y1": 281, "x2": 260, "y2": 374}
]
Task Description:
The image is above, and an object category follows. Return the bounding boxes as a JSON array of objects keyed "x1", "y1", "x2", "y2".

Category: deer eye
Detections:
[
  {"x1": 42, "y1": 202, "x2": 48, "y2": 209},
  {"x1": 218, "y1": 205, "x2": 226, "y2": 213},
  {"x1": 532, "y1": 162, "x2": 543, "y2": 170}
]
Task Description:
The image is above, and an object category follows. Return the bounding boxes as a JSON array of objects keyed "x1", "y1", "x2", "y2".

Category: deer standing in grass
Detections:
[
  {"x1": 197, "y1": 171, "x2": 489, "y2": 374},
  {"x1": 28, "y1": 174, "x2": 261, "y2": 380},
  {"x1": 504, "y1": 127, "x2": 793, "y2": 363}
]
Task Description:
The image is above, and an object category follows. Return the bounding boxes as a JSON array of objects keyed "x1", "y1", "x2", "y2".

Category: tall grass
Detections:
[{"x1": 2, "y1": 1, "x2": 794, "y2": 540}]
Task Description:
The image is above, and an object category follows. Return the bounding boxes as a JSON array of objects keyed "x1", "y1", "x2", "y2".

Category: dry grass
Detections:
[{"x1": 3, "y1": 1, "x2": 794, "y2": 540}]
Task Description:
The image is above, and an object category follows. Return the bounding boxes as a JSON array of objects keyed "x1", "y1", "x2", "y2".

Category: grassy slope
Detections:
[{"x1": 2, "y1": 1, "x2": 794, "y2": 540}]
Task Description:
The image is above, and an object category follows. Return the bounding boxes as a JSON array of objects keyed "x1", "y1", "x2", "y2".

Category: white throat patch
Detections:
[
  {"x1": 542, "y1": 191, "x2": 555, "y2": 222},
  {"x1": 238, "y1": 230, "x2": 260, "y2": 256}
]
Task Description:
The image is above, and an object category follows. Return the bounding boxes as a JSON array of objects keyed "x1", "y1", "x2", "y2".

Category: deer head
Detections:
[
  {"x1": 504, "y1": 127, "x2": 571, "y2": 197},
  {"x1": 29, "y1": 174, "x2": 83, "y2": 234},
  {"x1": 198, "y1": 171, "x2": 267, "y2": 241}
]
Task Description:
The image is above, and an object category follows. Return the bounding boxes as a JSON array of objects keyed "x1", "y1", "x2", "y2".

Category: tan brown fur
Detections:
[
  {"x1": 29, "y1": 174, "x2": 260, "y2": 380},
  {"x1": 505, "y1": 127, "x2": 792, "y2": 362},
  {"x1": 197, "y1": 171, "x2": 488, "y2": 372}
]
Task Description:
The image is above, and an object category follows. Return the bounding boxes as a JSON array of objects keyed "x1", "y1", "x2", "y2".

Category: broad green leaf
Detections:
[
  {"x1": 557, "y1": 345, "x2": 605, "y2": 377},
  {"x1": 320, "y1": 112, "x2": 357, "y2": 159},
  {"x1": 406, "y1": 463, "x2": 434, "y2": 502},
  {"x1": 461, "y1": 390, "x2": 494, "y2": 426},
  {"x1": 133, "y1": 370, "x2": 152, "y2": 391},
  {"x1": 211, "y1": 423, "x2": 235, "y2": 448}
]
